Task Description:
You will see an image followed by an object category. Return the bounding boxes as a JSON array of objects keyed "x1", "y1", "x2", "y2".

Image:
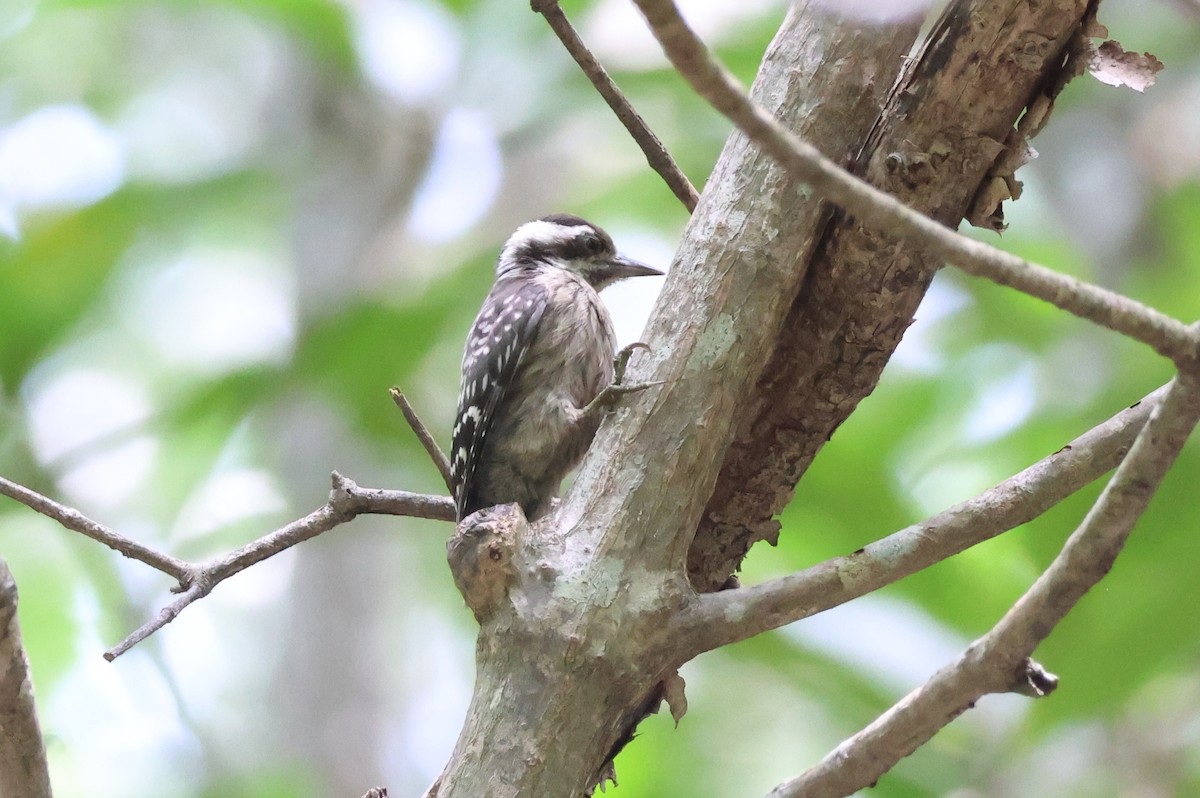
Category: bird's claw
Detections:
[
  {"x1": 590, "y1": 380, "x2": 664, "y2": 416},
  {"x1": 613, "y1": 342, "x2": 651, "y2": 386},
  {"x1": 578, "y1": 343, "x2": 659, "y2": 421}
]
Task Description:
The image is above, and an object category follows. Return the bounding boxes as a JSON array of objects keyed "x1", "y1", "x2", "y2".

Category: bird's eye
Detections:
[{"x1": 583, "y1": 235, "x2": 604, "y2": 254}]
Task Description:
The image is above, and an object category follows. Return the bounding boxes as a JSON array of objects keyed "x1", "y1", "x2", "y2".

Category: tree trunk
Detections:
[{"x1": 431, "y1": 0, "x2": 1094, "y2": 794}]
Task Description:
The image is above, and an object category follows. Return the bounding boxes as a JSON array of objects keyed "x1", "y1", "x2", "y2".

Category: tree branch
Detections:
[
  {"x1": 0, "y1": 475, "x2": 192, "y2": 580},
  {"x1": 530, "y1": 0, "x2": 699, "y2": 212},
  {"x1": 631, "y1": 0, "x2": 1198, "y2": 366},
  {"x1": 106, "y1": 582, "x2": 208, "y2": 662},
  {"x1": 203, "y1": 473, "x2": 454, "y2": 583},
  {"x1": 0, "y1": 472, "x2": 454, "y2": 660},
  {"x1": 677, "y1": 383, "x2": 1167, "y2": 656},
  {"x1": 104, "y1": 473, "x2": 453, "y2": 659},
  {"x1": 766, "y1": 372, "x2": 1200, "y2": 798},
  {"x1": 391, "y1": 387, "x2": 453, "y2": 493},
  {"x1": 0, "y1": 561, "x2": 53, "y2": 798}
]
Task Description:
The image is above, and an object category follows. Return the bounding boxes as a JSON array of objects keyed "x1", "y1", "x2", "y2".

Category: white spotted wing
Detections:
[{"x1": 450, "y1": 277, "x2": 548, "y2": 520}]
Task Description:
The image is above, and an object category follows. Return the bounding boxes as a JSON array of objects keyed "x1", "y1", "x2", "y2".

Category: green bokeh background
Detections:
[{"x1": 1, "y1": 1, "x2": 1198, "y2": 796}]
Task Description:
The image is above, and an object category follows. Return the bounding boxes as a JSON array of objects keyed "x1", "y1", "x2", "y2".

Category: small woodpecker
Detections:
[{"x1": 450, "y1": 213, "x2": 662, "y2": 522}]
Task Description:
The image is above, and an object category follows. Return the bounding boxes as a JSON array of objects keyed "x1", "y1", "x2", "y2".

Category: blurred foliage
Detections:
[{"x1": 1, "y1": 0, "x2": 1199, "y2": 797}]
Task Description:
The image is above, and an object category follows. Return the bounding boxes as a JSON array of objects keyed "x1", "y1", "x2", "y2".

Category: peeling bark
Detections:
[{"x1": 692, "y1": 0, "x2": 1093, "y2": 592}]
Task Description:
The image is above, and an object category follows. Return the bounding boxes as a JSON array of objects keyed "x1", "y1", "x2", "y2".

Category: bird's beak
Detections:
[{"x1": 609, "y1": 254, "x2": 664, "y2": 279}]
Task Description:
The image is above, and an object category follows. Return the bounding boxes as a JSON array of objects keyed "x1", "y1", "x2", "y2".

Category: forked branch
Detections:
[
  {"x1": 676, "y1": 384, "x2": 1169, "y2": 658},
  {"x1": 0, "y1": 472, "x2": 453, "y2": 660},
  {"x1": 768, "y1": 373, "x2": 1200, "y2": 797}
]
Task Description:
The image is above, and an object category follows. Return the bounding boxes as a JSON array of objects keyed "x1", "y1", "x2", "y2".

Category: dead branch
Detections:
[{"x1": 391, "y1": 387, "x2": 454, "y2": 492}]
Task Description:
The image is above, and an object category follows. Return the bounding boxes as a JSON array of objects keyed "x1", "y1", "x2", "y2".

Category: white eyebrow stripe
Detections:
[{"x1": 504, "y1": 220, "x2": 579, "y2": 250}]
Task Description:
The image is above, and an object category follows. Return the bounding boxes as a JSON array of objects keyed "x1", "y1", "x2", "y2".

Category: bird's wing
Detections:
[{"x1": 451, "y1": 278, "x2": 547, "y2": 520}]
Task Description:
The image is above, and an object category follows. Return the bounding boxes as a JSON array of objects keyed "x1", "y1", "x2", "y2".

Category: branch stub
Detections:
[{"x1": 447, "y1": 505, "x2": 524, "y2": 623}]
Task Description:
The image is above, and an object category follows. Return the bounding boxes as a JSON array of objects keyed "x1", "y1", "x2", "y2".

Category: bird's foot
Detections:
[
  {"x1": 613, "y1": 342, "x2": 650, "y2": 386},
  {"x1": 577, "y1": 343, "x2": 661, "y2": 424},
  {"x1": 582, "y1": 379, "x2": 663, "y2": 419}
]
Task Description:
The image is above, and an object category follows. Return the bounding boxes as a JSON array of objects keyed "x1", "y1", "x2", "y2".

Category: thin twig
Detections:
[
  {"x1": 206, "y1": 473, "x2": 455, "y2": 583},
  {"x1": 391, "y1": 387, "x2": 454, "y2": 492},
  {"x1": 630, "y1": 0, "x2": 1199, "y2": 366},
  {"x1": 105, "y1": 583, "x2": 207, "y2": 661},
  {"x1": 676, "y1": 383, "x2": 1168, "y2": 656},
  {"x1": 531, "y1": 0, "x2": 700, "y2": 212},
  {"x1": 0, "y1": 475, "x2": 191, "y2": 580},
  {"x1": 767, "y1": 372, "x2": 1200, "y2": 798}
]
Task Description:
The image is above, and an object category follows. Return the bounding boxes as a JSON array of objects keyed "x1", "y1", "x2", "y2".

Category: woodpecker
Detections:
[{"x1": 451, "y1": 213, "x2": 662, "y2": 522}]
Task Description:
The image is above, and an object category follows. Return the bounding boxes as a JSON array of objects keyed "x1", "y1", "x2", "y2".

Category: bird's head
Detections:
[{"x1": 498, "y1": 213, "x2": 662, "y2": 290}]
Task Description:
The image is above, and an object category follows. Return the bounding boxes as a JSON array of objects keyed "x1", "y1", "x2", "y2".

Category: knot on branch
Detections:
[
  {"x1": 328, "y1": 471, "x2": 371, "y2": 518},
  {"x1": 1008, "y1": 657, "x2": 1059, "y2": 698},
  {"x1": 447, "y1": 504, "x2": 524, "y2": 623}
]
